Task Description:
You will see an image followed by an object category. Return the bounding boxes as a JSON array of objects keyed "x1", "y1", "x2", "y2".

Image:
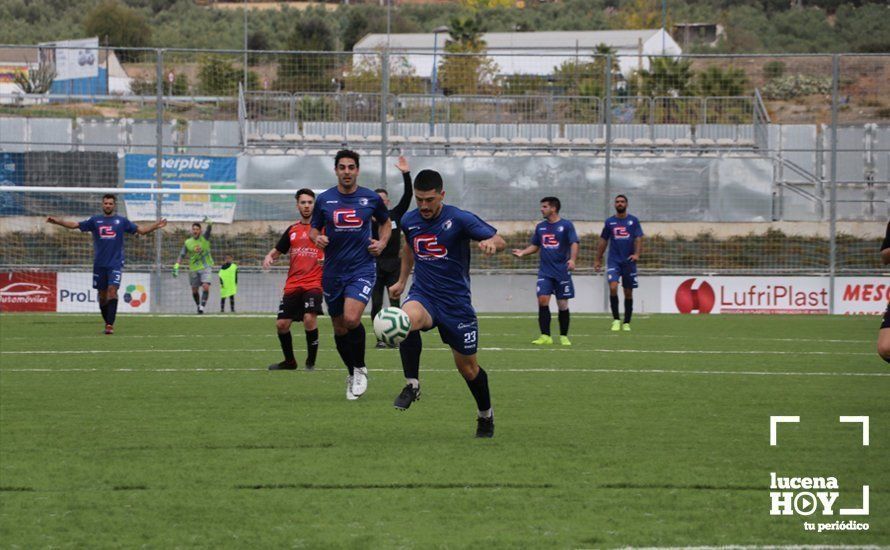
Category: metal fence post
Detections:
[
  {"x1": 603, "y1": 55, "x2": 613, "y2": 313},
  {"x1": 154, "y1": 48, "x2": 164, "y2": 311},
  {"x1": 380, "y1": 51, "x2": 390, "y2": 186},
  {"x1": 828, "y1": 54, "x2": 840, "y2": 315}
]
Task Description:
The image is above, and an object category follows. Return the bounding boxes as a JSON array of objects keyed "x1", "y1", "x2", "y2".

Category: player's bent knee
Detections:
[
  {"x1": 276, "y1": 319, "x2": 291, "y2": 333},
  {"x1": 878, "y1": 339, "x2": 890, "y2": 363}
]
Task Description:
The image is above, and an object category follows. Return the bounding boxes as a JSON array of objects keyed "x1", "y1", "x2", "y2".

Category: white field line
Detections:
[
  {"x1": 0, "y1": 346, "x2": 873, "y2": 356},
  {"x1": 3, "y1": 366, "x2": 888, "y2": 377},
  {"x1": 0, "y1": 313, "x2": 648, "y2": 320},
  {"x1": 0, "y1": 333, "x2": 871, "y2": 345}
]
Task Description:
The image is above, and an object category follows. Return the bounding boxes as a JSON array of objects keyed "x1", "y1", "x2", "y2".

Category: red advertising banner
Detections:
[{"x1": 0, "y1": 272, "x2": 58, "y2": 312}]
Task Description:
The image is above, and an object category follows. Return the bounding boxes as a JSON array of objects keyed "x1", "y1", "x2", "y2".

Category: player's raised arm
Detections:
[
  {"x1": 390, "y1": 156, "x2": 413, "y2": 221},
  {"x1": 136, "y1": 218, "x2": 167, "y2": 236},
  {"x1": 45, "y1": 216, "x2": 80, "y2": 230}
]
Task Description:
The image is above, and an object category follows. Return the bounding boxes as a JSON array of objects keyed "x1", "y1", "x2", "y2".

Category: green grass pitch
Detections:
[{"x1": 1, "y1": 312, "x2": 887, "y2": 547}]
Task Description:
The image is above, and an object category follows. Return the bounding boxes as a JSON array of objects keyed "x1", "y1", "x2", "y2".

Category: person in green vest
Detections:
[
  {"x1": 218, "y1": 254, "x2": 238, "y2": 313},
  {"x1": 173, "y1": 219, "x2": 213, "y2": 314}
]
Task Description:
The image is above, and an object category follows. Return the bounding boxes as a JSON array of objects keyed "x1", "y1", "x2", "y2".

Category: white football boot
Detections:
[
  {"x1": 351, "y1": 367, "x2": 369, "y2": 398},
  {"x1": 346, "y1": 375, "x2": 358, "y2": 401}
]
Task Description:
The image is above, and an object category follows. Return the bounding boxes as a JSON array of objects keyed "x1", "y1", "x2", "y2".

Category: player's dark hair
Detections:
[
  {"x1": 192, "y1": 222, "x2": 201, "y2": 229},
  {"x1": 413, "y1": 170, "x2": 443, "y2": 192},
  {"x1": 541, "y1": 196, "x2": 561, "y2": 213},
  {"x1": 374, "y1": 188, "x2": 388, "y2": 196},
  {"x1": 615, "y1": 194, "x2": 628, "y2": 202},
  {"x1": 102, "y1": 193, "x2": 116, "y2": 202},
  {"x1": 334, "y1": 149, "x2": 360, "y2": 169},
  {"x1": 295, "y1": 188, "x2": 315, "y2": 200}
]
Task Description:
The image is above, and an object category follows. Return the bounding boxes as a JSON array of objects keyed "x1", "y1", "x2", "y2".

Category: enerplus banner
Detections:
[{"x1": 123, "y1": 154, "x2": 237, "y2": 223}]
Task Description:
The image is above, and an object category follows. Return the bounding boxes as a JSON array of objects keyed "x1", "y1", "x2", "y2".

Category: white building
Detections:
[{"x1": 353, "y1": 29, "x2": 683, "y2": 80}]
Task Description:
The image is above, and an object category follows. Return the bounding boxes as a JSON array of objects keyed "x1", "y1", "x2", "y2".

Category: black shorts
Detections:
[
  {"x1": 375, "y1": 259, "x2": 400, "y2": 288},
  {"x1": 882, "y1": 302, "x2": 890, "y2": 330},
  {"x1": 277, "y1": 289, "x2": 323, "y2": 320}
]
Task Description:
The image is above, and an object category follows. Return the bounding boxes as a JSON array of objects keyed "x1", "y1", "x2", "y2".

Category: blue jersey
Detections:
[
  {"x1": 402, "y1": 204, "x2": 497, "y2": 306},
  {"x1": 601, "y1": 214, "x2": 643, "y2": 264},
  {"x1": 531, "y1": 218, "x2": 579, "y2": 279},
  {"x1": 78, "y1": 215, "x2": 138, "y2": 268},
  {"x1": 311, "y1": 186, "x2": 389, "y2": 277}
]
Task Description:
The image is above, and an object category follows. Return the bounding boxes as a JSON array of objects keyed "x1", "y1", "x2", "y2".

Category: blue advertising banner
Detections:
[{"x1": 123, "y1": 154, "x2": 237, "y2": 222}]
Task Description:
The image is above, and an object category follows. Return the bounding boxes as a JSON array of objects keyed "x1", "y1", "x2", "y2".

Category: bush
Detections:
[
  {"x1": 762, "y1": 74, "x2": 831, "y2": 100},
  {"x1": 83, "y1": 0, "x2": 151, "y2": 62},
  {"x1": 763, "y1": 61, "x2": 785, "y2": 80}
]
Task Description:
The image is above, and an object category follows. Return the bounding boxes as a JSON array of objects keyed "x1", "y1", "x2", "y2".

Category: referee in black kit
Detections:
[{"x1": 371, "y1": 156, "x2": 413, "y2": 347}]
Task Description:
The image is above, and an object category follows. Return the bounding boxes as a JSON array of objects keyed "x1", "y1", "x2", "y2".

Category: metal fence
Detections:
[{"x1": 0, "y1": 45, "x2": 887, "y2": 312}]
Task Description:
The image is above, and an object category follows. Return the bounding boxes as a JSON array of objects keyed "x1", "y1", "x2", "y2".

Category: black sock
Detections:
[
  {"x1": 624, "y1": 299, "x2": 633, "y2": 324},
  {"x1": 305, "y1": 328, "x2": 319, "y2": 366},
  {"x1": 537, "y1": 305, "x2": 551, "y2": 335},
  {"x1": 229, "y1": 297, "x2": 235, "y2": 312},
  {"x1": 201, "y1": 290, "x2": 208, "y2": 307},
  {"x1": 399, "y1": 330, "x2": 422, "y2": 380},
  {"x1": 610, "y1": 295, "x2": 620, "y2": 320},
  {"x1": 334, "y1": 333, "x2": 354, "y2": 375},
  {"x1": 99, "y1": 302, "x2": 108, "y2": 323},
  {"x1": 220, "y1": 298, "x2": 225, "y2": 312},
  {"x1": 558, "y1": 309, "x2": 570, "y2": 336},
  {"x1": 277, "y1": 331, "x2": 295, "y2": 363},
  {"x1": 464, "y1": 367, "x2": 491, "y2": 412},
  {"x1": 192, "y1": 292, "x2": 200, "y2": 306},
  {"x1": 106, "y1": 298, "x2": 118, "y2": 326},
  {"x1": 348, "y1": 324, "x2": 366, "y2": 369}
]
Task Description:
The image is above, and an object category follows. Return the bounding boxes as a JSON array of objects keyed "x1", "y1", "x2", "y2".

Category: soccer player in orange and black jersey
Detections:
[{"x1": 263, "y1": 189, "x2": 325, "y2": 370}]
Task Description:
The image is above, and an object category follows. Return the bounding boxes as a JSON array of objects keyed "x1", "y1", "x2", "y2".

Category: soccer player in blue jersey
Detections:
[
  {"x1": 309, "y1": 150, "x2": 391, "y2": 400},
  {"x1": 388, "y1": 169, "x2": 506, "y2": 438},
  {"x1": 46, "y1": 194, "x2": 167, "y2": 334},
  {"x1": 594, "y1": 194, "x2": 643, "y2": 331},
  {"x1": 512, "y1": 196, "x2": 579, "y2": 346}
]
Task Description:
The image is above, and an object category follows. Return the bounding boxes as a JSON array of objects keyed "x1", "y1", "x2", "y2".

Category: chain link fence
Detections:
[{"x1": 1, "y1": 44, "x2": 887, "y2": 312}]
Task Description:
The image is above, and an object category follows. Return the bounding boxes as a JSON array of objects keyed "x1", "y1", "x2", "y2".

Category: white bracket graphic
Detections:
[
  {"x1": 839, "y1": 416, "x2": 869, "y2": 446},
  {"x1": 770, "y1": 416, "x2": 800, "y2": 446},
  {"x1": 840, "y1": 485, "x2": 870, "y2": 516}
]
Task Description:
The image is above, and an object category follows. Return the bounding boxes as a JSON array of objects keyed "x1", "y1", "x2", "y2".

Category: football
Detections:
[{"x1": 373, "y1": 307, "x2": 411, "y2": 346}]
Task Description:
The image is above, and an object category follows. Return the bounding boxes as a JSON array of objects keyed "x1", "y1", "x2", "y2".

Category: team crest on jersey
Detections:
[
  {"x1": 542, "y1": 233, "x2": 559, "y2": 248},
  {"x1": 333, "y1": 209, "x2": 362, "y2": 229},
  {"x1": 359, "y1": 198, "x2": 368, "y2": 206},
  {"x1": 557, "y1": 226, "x2": 564, "y2": 232},
  {"x1": 413, "y1": 234, "x2": 447, "y2": 258},
  {"x1": 443, "y1": 219, "x2": 453, "y2": 231}
]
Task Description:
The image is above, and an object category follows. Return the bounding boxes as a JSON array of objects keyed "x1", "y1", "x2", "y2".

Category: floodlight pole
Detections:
[
  {"x1": 243, "y1": 0, "x2": 248, "y2": 91},
  {"x1": 662, "y1": 0, "x2": 667, "y2": 53}
]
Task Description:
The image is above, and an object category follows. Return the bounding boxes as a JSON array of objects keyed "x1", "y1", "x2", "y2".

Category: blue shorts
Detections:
[
  {"x1": 537, "y1": 275, "x2": 575, "y2": 299},
  {"x1": 93, "y1": 266, "x2": 122, "y2": 291},
  {"x1": 607, "y1": 260, "x2": 638, "y2": 289},
  {"x1": 403, "y1": 290, "x2": 479, "y2": 356},
  {"x1": 322, "y1": 272, "x2": 375, "y2": 317}
]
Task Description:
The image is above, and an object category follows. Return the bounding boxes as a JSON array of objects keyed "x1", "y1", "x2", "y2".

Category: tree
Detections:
[
  {"x1": 276, "y1": 16, "x2": 339, "y2": 92},
  {"x1": 197, "y1": 55, "x2": 258, "y2": 96},
  {"x1": 436, "y1": 15, "x2": 501, "y2": 96},
  {"x1": 639, "y1": 57, "x2": 695, "y2": 123},
  {"x1": 695, "y1": 66, "x2": 751, "y2": 123},
  {"x1": 82, "y1": 0, "x2": 151, "y2": 62}
]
